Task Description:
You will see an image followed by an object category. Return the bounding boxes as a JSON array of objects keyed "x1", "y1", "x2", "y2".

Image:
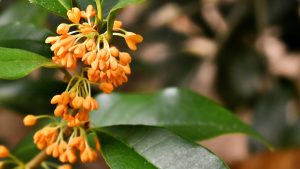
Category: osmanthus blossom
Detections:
[{"x1": 16, "y1": 4, "x2": 142, "y2": 169}]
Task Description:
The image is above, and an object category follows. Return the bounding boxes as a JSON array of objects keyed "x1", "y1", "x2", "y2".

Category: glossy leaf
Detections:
[
  {"x1": 100, "y1": 132, "x2": 156, "y2": 169},
  {"x1": 105, "y1": 0, "x2": 145, "y2": 36},
  {"x1": 0, "y1": 22, "x2": 52, "y2": 56},
  {"x1": 91, "y1": 88, "x2": 270, "y2": 147},
  {"x1": 0, "y1": 47, "x2": 57, "y2": 80},
  {"x1": 0, "y1": 1, "x2": 48, "y2": 27},
  {"x1": 28, "y1": 0, "x2": 72, "y2": 17},
  {"x1": 99, "y1": 126, "x2": 229, "y2": 169},
  {"x1": 0, "y1": 79, "x2": 66, "y2": 114}
]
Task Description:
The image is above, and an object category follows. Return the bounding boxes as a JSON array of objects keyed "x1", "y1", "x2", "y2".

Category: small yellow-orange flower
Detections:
[
  {"x1": 40, "y1": 3, "x2": 143, "y2": 164},
  {"x1": 58, "y1": 164, "x2": 72, "y2": 169},
  {"x1": 113, "y1": 20, "x2": 123, "y2": 31},
  {"x1": 124, "y1": 32, "x2": 143, "y2": 51},
  {"x1": 34, "y1": 126, "x2": 58, "y2": 149},
  {"x1": 57, "y1": 23, "x2": 70, "y2": 35},
  {"x1": 23, "y1": 115, "x2": 37, "y2": 126},
  {"x1": 0, "y1": 145, "x2": 9, "y2": 158},
  {"x1": 67, "y1": 7, "x2": 81, "y2": 23},
  {"x1": 99, "y1": 82, "x2": 114, "y2": 94},
  {"x1": 80, "y1": 146, "x2": 98, "y2": 163}
]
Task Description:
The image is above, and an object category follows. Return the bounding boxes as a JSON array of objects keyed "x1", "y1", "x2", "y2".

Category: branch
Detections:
[{"x1": 26, "y1": 151, "x2": 48, "y2": 169}]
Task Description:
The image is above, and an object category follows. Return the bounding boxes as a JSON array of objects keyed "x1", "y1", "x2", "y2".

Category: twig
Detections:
[{"x1": 26, "y1": 151, "x2": 48, "y2": 169}]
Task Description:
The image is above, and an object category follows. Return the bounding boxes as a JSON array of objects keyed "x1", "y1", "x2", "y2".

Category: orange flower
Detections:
[
  {"x1": 80, "y1": 146, "x2": 98, "y2": 163},
  {"x1": 67, "y1": 7, "x2": 81, "y2": 23},
  {"x1": 0, "y1": 145, "x2": 9, "y2": 158},
  {"x1": 99, "y1": 82, "x2": 114, "y2": 94},
  {"x1": 81, "y1": 5, "x2": 96, "y2": 18},
  {"x1": 79, "y1": 23, "x2": 96, "y2": 35},
  {"x1": 124, "y1": 32, "x2": 143, "y2": 51},
  {"x1": 41, "y1": 4, "x2": 143, "y2": 164},
  {"x1": 69, "y1": 136, "x2": 85, "y2": 152},
  {"x1": 113, "y1": 20, "x2": 123, "y2": 31},
  {"x1": 83, "y1": 96, "x2": 98, "y2": 110},
  {"x1": 34, "y1": 127, "x2": 57, "y2": 149},
  {"x1": 110, "y1": 46, "x2": 119, "y2": 57},
  {"x1": 87, "y1": 68, "x2": 100, "y2": 82},
  {"x1": 58, "y1": 164, "x2": 72, "y2": 169},
  {"x1": 85, "y1": 39, "x2": 96, "y2": 51},
  {"x1": 75, "y1": 109, "x2": 90, "y2": 122},
  {"x1": 86, "y1": 5, "x2": 96, "y2": 18},
  {"x1": 119, "y1": 52, "x2": 132, "y2": 65},
  {"x1": 71, "y1": 96, "x2": 84, "y2": 109},
  {"x1": 63, "y1": 149, "x2": 77, "y2": 163},
  {"x1": 57, "y1": 23, "x2": 70, "y2": 35},
  {"x1": 23, "y1": 115, "x2": 37, "y2": 126}
]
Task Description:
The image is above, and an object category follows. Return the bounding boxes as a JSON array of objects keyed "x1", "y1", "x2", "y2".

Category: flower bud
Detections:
[
  {"x1": 58, "y1": 164, "x2": 72, "y2": 169},
  {"x1": 0, "y1": 145, "x2": 9, "y2": 158},
  {"x1": 51, "y1": 95, "x2": 62, "y2": 104},
  {"x1": 23, "y1": 115, "x2": 37, "y2": 126},
  {"x1": 57, "y1": 23, "x2": 70, "y2": 35},
  {"x1": 99, "y1": 83, "x2": 114, "y2": 94},
  {"x1": 86, "y1": 5, "x2": 96, "y2": 17},
  {"x1": 113, "y1": 20, "x2": 122, "y2": 31},
  {"x1": 110, "y1": 46, "x2": 119, "y2": 57},
  {"x1": 67, "y1": 8, "x2": 81, "y2": 23},
  {"x1": 119, "y1": 52, "x2": 132, "y2": 65}
]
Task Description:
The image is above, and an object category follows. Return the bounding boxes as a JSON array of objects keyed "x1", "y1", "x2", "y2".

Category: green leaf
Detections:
[
  {"x1": 0, "y1": 22, "x2": 52, "y2": 56},
  {"x1": 28, "y1": 0, "x2": 72, "y2": 17},
  {"x1": 100, "y1": 132, "x2": 156, "y2": 169},
  {"x1": 0, "y1": 1, "x2": 48, "y2": 27},
  {"x1": 98, "y1": 126, "x2": 229, "y2": 169},
  {"x1": 0, "y1": 47, "x2": 57, "y2": 80},
  {"x1": 91, "y1": 88, "x2": 271, "y2": 148},
  {"x1": 87, "y1": 131, "x2": 98, "y2": 150},
  {"x1": 105, "y1": 0, "x2": 145, "y2": 36},
  {"x1": 0, "y1": 79, "x2": 66, "y2": 114}
]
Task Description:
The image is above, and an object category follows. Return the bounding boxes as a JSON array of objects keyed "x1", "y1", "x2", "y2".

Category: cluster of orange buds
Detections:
[
  {"x1": 24, "y1": 2, "x2": 143, "y2": 167},
  {"x1": 51, "y1": 76, "x2": 98, "y2": 127},
  {"x1": 45, "y1": 5, "x2": 143, "y2": 94},
  {"x1": 33, "y1": 124, "x2": 99, "y2": 163},
  {"x1": 26, "y1": 75, "x2": 100, "y2": 163}
]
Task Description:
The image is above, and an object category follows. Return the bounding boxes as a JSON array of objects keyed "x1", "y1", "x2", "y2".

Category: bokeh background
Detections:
[{"x1": 1, "y1": 0, "x2": 300, "y2": 168}]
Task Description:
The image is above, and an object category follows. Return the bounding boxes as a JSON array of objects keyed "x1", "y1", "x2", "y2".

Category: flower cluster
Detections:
[
  {"x1": 23, "y1": 2, "x2": 143, "y2": 168},
  {"x1": 33, "y1": 125, "x2": 99, "y2": 163},
  {"x1": 45, "y1": 5, "x2": 143, "y2": 93},
  {"x1": 51, "y1": 76, "x2": 98, "y2": 127}
]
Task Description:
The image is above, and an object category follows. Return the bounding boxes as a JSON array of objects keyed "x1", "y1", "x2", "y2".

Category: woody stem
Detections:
[{"x1": 25, "y1": 151, "x2": 48, "y2": 169}]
